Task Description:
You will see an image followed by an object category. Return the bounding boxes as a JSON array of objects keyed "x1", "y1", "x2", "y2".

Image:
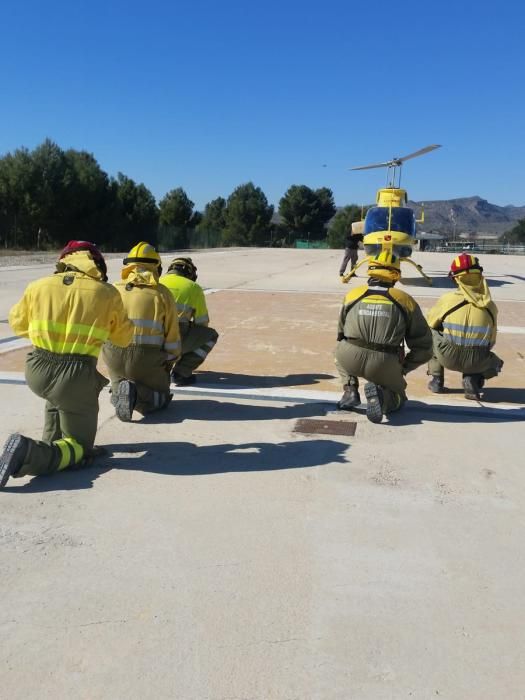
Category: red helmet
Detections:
[
  {"x1": 449, "y1": 253, "x2": 483, "y2": 278},
  {"x1": 59, "y1": 240, "x2": 107, "y2": 280}
]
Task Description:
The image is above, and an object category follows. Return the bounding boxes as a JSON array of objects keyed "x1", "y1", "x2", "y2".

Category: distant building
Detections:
[
  {"x1": 416, "y1": 231, "x2": 446, "y2": 251},
  {"x1": 459, "y1": 231, "x2": 501, "y2": 244}
]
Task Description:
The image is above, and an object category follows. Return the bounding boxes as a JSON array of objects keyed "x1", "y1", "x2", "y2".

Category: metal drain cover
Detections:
[{"x1": 293, "y1": 418, "x2": 357, "y2": 436}]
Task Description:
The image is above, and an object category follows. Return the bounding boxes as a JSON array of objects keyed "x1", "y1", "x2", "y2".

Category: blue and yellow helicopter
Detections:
[{"x1": 341, "y1": 144, "x2": 441, "y2": 285}]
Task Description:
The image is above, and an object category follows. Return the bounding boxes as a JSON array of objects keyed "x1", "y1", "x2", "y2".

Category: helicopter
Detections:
[{"x1": 341, "y1": 144, "x2": 441, "y2": 285}]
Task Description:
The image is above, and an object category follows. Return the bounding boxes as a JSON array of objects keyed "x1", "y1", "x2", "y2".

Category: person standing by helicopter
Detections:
[
  {"x1": 339, "y1": 223, "x2": 363, "y2": 277},
  {"x1": 426, "y1": 254, "x2": 503, "y2": 400},
  {"x1": 335, "y1": 251, "x2": 432, "y2": 423}
]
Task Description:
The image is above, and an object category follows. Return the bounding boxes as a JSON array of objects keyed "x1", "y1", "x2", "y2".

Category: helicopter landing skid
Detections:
[
  {"x1": 341, "y1": 258, "x2": 368, "y2": 283},
  {"x1": 341, "y1": 256, "x2": 432, "y2": 285},
  {"x1": 401, "y1": 257, "x2": 433, "y2": 285}
]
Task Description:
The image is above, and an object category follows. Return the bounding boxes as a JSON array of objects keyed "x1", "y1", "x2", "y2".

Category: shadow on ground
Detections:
[
  {"x1": 402, "y1": 275, "x2": 512, "y2": 289},
  {"x1": 386, "y1": 399, "x2": 525, "y2": 426},
  {"x1": 141, "y1": 398, "x2": 333, "y2": 424},
  {"x1": 194, "y1": 371, "x2": 336, "y2": 389},
  {"x1": 436, "y1": 387, "x2": 525, "y2": 404},
  {"x1": 6, "y1": 438, "x2": 351, "y2": 493}
]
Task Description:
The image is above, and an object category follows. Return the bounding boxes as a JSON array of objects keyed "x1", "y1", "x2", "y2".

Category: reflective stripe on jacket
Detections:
[
  {"x1": 113, "y1": 280, "x2": 181, "y2": 360},
  {"x1": 159, "y1": 273, "x2": 209, "y2": 326},
  {"x1": 9, "y1": 271, "x2": 134, "y2": 357},
  {"x1": 338, "y1": 284, "x2": 432, "y2": 372},
  {"x1": 427, "y1": 290, "x2": 497, "y2": 348}
]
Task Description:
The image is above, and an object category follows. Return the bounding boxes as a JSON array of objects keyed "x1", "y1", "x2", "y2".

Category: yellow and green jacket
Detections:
[
  {"x1": 9, "y1": 251, "x2": 134, "y2": 357},
  {"x1": 338, "y1": 283, "x2": 432, "y2": 372},
  {"x1": 159, "y1": 272, "x2": 209, "y2": 327},
  {"x1": 113, "y1": 264, "x2": 181, "y2": 361},
  {"x1": 427, "y1": 274, "x2": 497, "y2": 348}
]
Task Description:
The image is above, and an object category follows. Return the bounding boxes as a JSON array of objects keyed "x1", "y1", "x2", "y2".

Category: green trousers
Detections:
[
  {"x1": 172, "y1": 324, "x2": 219, "y2": 378},
  {"x1": 335, "y1": 340, "x2": 407, "y2": 414},
  {"x1": 15, "y1": 348, "x2": 108, "y2": 478},
  {"x1": 428, "y1": 330, "x2": 503, "y2": 380},
  {"x1": 102, "y1": 343, "x2": 172, "y2": 415}
]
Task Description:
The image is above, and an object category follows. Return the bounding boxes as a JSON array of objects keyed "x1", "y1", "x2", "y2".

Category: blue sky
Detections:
[{"x1": 1, "y1": 0, "x2": 524, "y2": 210}]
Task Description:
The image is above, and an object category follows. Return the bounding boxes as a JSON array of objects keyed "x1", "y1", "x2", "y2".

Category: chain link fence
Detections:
[{"x1": 434, "y1": 243, "x2": 525, "y2": 255}]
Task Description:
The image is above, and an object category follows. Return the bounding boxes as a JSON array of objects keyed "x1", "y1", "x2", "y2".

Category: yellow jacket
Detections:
[
  {"x1": 114, "y1": 264, "x2": 181, "y2": 360},
  {"x1": 427, "y1": 275, "x2": 498, "y2": 348},
  {"x1": 159, "y1": 272, "x2": 209, "y2": 326},
  {"x1": 9, "y1": 251, "x2": 134, "y2": 357}
]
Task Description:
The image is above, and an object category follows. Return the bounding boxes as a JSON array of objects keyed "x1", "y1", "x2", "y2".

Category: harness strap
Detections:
[
  {"x1": 345, "y1": 288, "x2": 409, "y2": 325},
  {"x1": 438, "y1": 299, "x2": 495, "y2": 331},
  {"x1": 439, "y1": 299, "x2": 468, "y2": 327}
]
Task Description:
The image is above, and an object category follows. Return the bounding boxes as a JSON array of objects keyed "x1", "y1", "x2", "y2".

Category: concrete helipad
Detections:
[{"x1": 1, "y1": 249, "x2": 524, "y2": 699}]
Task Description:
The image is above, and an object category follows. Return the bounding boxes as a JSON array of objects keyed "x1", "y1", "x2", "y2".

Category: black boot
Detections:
[
  {"x1": 171, "y1": 372, "x2": 196, "y2": 386},
  {"x1": 364, "y1": 383, "x2": 384, "y2": 424},
  {"x1": 337, "y1": 385, "x2": 361, "y2": 410},
  {"x1": 114, "y1": 380, "x2": 137, "y2": 421},
  {"x1": 428, "y1": 376, "x2": 445, "y2": 393},
  {"x1": 75, "y1": 445, "x2": 109, "y2": 468},
  {"x1": 463, "y1": 374, "x2": 483, "y2": 400},
  {"x1": 0, "y1": 433, "x2": 29, "y2": 488}
]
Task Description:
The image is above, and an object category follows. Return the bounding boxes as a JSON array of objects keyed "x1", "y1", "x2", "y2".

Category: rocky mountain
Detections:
[
  {"x1": 273, "y1": 195, "x2": 525, "y2": 238},
  {"x1": 408, "y1": 196, "x2": 525, "y2": 237}
]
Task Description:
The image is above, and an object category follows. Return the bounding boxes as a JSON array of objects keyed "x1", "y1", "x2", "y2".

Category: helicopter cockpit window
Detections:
[
  {"x1": 363, "y1": 243, "x2": 414, "y2": 258},
  {"x1": 364, "y1": 207, "x2": 416, "y2": 237},
  {"x1": 393, "y1": 244, "x2": 413, "y2": 258}
]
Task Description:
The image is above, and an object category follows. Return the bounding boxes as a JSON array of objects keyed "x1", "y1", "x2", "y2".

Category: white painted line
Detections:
[
  {"x1": 0, "y1": 371, "x2": 25, "y2": 383},
  {"x1": 0, "y1": 335, "x2": 18, "y2": 344},
  {"x1": 195, "y1": 286, "x2": 525, "y2": 304},
  {"x1": 1, "y1": 319, "x2": 524, "y2": 358},
  {"x1": 0, "y1": 338, "x2": 30, "y2": 354},
  {"x1": 0, "y1": 264, "x2": 56, "y2": 272},
  {"x1": 167, "y1": 384, "x2": 525, "y2": 413},
  {"x1": 0, "y1": 370, "x2": 522, "y2": 418},
  {"x1": 499, "y1": 326, "x2": 525, "y2": 335}
]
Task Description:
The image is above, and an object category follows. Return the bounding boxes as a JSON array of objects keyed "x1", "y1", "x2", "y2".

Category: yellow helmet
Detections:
[
  {"x1": 167, "y1": 256, "x2": 198, "y2": 281},
  {"x1": 367, "y1": 250, "x2": 401, "y2": 283},
  {"x1": 123, "y1": 242, "x2": 162, "y2": 273}
]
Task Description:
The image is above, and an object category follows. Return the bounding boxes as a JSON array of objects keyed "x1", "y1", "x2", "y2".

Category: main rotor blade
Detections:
[
  {"x1": 349, "y1": 144, "x2": 441, "y2": 171},
  {"x1": 349, "y1": 161, "x2": 391, "y2": 171},
  {"x1": 396, "y1": 144, "x2": 441, "y2": 163}
]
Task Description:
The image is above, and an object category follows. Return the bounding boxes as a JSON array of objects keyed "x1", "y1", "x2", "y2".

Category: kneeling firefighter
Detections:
[
  {"x1": 102, "y1": 242, "x2": 181, "y2": 421},
  {"x1": 427, "y1": 254, "x2": 503, "y2": 399},
  {"x1": 160, "y1": 257, "x2": 218, "y2": 385},
  {"x1": 1, "y1": 241, "x2": 134, "y2": 488},
  {"x1": 335, "y1": 251, "x2": 432, "y2": 423}
]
